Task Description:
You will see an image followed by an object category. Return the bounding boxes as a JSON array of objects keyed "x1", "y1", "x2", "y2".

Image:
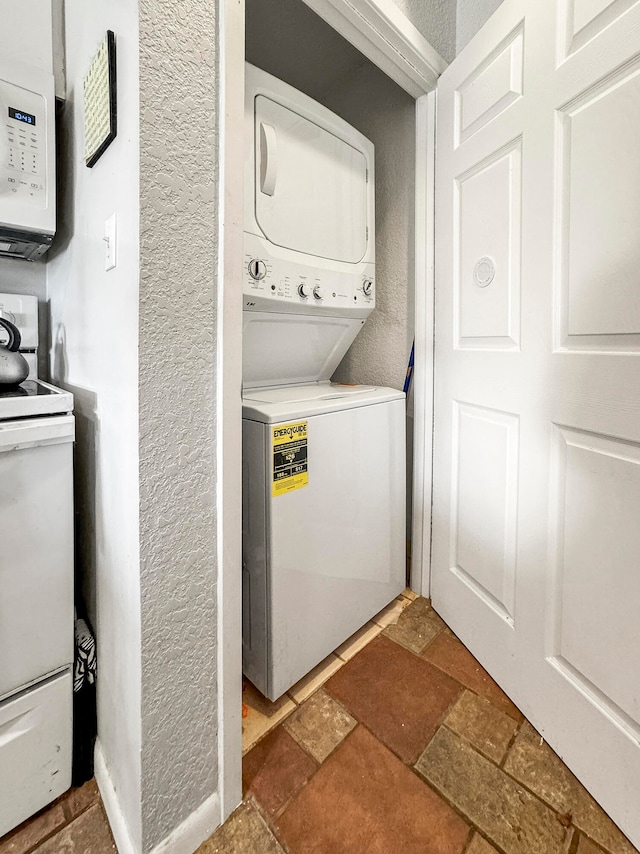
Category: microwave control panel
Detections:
[{"x1": 1, "y1": 79, "x2": 46, "y2": 209}]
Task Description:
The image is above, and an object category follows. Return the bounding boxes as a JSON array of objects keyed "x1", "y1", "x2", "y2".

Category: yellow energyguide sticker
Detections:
[{"x1": 272, "y1": 421, "x2": 308, "y2": 496}]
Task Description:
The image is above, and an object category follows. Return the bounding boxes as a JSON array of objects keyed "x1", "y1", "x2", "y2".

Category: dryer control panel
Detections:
[{"x1": 243, "y1": 232, "x2": 374, "y2": 319}]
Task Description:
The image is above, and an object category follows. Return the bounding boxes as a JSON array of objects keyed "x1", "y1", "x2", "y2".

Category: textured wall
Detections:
[
  {"x1": 138, "y1": 1, "x2": 219, "y2": 850},
  {"x1": 456, "y1": 0, "x2": 504, "y2": 51},
  {"x1": 323, "y1": 64, "x2": 415, "y2": 391},
  {"x1": 390, "y1": 0, "x2": 457, "y2": 62},
  {"x1": 246, "y1": 0, "x2": 367, "y2": 102}
]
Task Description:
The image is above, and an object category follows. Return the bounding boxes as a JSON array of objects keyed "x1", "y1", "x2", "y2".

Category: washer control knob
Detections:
[
  {"x1": 313, "y1": 285, "x2": 325, "y2": 300},
  {"x1": 298, "y1": 283, "x2": 312, "y2": 298},
  {"x1": 248, "y1": 259, "x2": 267, "y2": 280},
  {"x1": 362, "y1": 279, "x2": 373, "y2": 296}
]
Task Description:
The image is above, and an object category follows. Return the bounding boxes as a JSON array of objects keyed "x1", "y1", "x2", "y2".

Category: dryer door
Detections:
[{"x1": 254, "y1": 96, "x2": 369, "y2": 264}]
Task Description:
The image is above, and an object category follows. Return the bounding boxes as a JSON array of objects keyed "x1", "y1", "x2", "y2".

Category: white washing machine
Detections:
[{"x1": 242, "y1": 65, "x2": 405, "y2": 700}]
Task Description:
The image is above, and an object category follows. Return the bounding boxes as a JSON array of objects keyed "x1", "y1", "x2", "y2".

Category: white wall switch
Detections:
[{"x1": 104, "y1": 213, "x2": 116, "y2": 271}]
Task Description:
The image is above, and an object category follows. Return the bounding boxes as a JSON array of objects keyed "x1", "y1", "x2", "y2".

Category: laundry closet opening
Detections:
[{"x1": 242, "y1": 0, "x2": 417, "y2": 688}]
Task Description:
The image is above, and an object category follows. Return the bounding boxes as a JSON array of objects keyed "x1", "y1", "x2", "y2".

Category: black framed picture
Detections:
[{"x1": 83, "y1": 30, "x2": 117, "y2": 168}]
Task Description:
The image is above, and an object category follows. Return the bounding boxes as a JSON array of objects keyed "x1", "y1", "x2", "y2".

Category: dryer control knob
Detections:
[
  {"x1": 362, "y1": 279, "x2": 373, "y2": 296},
  {"x1": 298, "y1": 283, "x2": 312, "y2": 298},
  {"x1": 313, "y1": 285, "x2": 325, "y2": 300},
  {"x1": 248, "y1": 259, "x2": 267, "y2": 280}
]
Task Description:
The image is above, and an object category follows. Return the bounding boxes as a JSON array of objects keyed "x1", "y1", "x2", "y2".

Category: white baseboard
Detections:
[
  {"x1": 95, "y1": 740, "x2": 222, "y2": 854},
  {"x1": 148, "y1": 791, "x2": 221, "y2": 854},
  {"x1": 94, "y1": 740, "x2": 139, "y2": 854}
]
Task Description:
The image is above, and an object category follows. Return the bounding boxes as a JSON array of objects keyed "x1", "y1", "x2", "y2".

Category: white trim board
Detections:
[
  {"x1": 97, "y1": 739, "x2": 222, "y2": 854},
  {"x1": 216, "y1": 0, "x2": 246, "y2": 828},
  {"x1": 95, "y1": 741, "x2": 139, "y2": 854},
  {"x1": 302, "y1": 0, "x2": 447, "y2": 96},
  {"x1": 409, "y1": 90, "x2": 436, "y2": 598},
  {"x1": 149, "y1": 793, "x2": 221, "y2": 854}
]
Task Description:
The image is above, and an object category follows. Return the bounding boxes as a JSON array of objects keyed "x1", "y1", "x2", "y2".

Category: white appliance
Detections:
[
  {"x1": 243, "y1": 62, "x2": 375, "y2": 390},
  {"x1": 0, "y1": 59, "x2": 56, "y2": 260},
  {"x1": 0, "y1": 293, "x2": 74, "y2": 837},
  {"x1": 242, "y1": 65, "x2": 405, "y2": 701}
]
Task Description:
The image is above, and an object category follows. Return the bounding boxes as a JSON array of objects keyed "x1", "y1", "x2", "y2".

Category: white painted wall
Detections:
[
  {"x1": 391, "y1": 0, "x2": 456, "y2": 61},
  {"x1": 456, "y1": 0, "x2": 504, "y2": 52},
  {"x1": 0, "y1": 258, "x2": 48, "y2": 374},
  {"x1": 0, "y1": 259, "x2": 46, "y2": 301},
  {"x1": 45, "y1": 2, "x2": 142, "y2": 850}
]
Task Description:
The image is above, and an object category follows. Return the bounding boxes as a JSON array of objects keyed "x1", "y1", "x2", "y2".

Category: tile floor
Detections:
[
  {"x1": 0, "y1": 778, "x2": 116, "y2": 854},
  {"x1": 2, "y1": 592, "x2": 637, "y2": 854},
  {"x1": 207, "y1": 593, "x2": 638, "y2": 854}
]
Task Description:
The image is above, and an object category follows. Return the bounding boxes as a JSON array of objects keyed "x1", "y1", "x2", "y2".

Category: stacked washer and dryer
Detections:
[{"x1": 242, "y1": 65, "x2": 406, "y2": 701}]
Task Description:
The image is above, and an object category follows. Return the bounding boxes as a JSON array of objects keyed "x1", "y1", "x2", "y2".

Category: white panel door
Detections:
[{"x1": 432, "y1": 0, "x2": 640, "y2": 845}]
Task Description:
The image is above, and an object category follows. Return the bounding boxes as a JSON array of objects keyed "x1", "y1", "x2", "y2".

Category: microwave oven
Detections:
[{"x1": 0, "y1": 59, "x2": 55, "y2": 261}]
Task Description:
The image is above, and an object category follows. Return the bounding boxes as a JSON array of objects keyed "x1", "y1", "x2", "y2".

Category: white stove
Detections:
[
  {"x1": 0, "y1": 293, "x2": 74, "y2": 837},
  {"x1": 0, "y1": 378, "x2": 73, "y2": 419}
]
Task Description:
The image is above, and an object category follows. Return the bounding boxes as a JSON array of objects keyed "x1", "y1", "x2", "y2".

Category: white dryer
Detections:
[{"x1": 242, "y1": 65, "x2": 405, "y2": 701}]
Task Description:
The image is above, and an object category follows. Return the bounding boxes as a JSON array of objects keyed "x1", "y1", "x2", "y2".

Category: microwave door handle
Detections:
[{"x1": 260, "y1": 122, "x2": 277, "y2": 196}]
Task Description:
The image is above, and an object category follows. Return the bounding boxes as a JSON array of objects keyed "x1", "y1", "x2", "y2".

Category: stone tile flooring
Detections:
[
  {"x1": 2, "y1": 594, "x2": 637, "y2": 854},
  {"x1": 0, "y1": 779, "x2": 116, "y2": 854},
  {"x1": 212, "y1": 596, "x2": 639, "y2": 854},
  {"x1": 240, "y1": 589, "x2": 417, "y2": 755}
]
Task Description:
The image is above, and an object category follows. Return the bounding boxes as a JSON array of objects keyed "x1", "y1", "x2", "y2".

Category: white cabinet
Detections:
[{"x1": 0, "y1": 672, "x2": 72, "y2": 837}]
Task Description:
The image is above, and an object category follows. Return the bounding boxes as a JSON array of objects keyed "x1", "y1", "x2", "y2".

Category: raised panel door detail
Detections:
[
  {"x1": 556, "y1": 61, "x2": 640, "y2": 351},
  {"x1": 436, "y1": 0, "x2": 640, "y2": 843},
  {"x1": 560, "y1": 0, "x2": 640, "y2": 59},
  {"x1": 455, "y1": 23, "x2": 524, "y2": 147},
  {"x1": 456, "y1": 140, "x2": 522, "y2": 349},
  {"x1": 548, "y1": 426, "x2": 640, "y2": 738},
  {"x1": 450, "y1": 402, "x2": 519, "y2": 625}
]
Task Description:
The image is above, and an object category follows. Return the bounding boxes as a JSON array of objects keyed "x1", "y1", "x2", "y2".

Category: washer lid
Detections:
[
  {"x1": 242, "y1": 382, "x2": 404, "y2": 423},
  {"x1": 243, "y1": 310, "x2": 365, "y2": 389}
]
